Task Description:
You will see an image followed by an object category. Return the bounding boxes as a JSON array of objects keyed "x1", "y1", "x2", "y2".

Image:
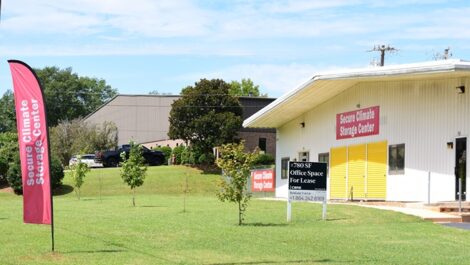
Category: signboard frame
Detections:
[{"x1": 287, "y1": 161, "x2": 328, "y2": 221}]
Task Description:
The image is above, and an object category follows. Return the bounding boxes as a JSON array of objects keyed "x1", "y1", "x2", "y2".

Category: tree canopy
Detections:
[
  {"x1": 229, "y1": 78, "x2": 267, "y2": 97},
  {"x1": 169, "y1": 79, "x2": 243, "y2": 155},
  {"x1": 0, "y1": 66, "x2": 117, "y2": 131},
  {"x1": 0, "y1": 90, "x2": 16, "y2": 133},
  {"x1": 36, "y1": 66, "x2": 118, "y2": 126},
  {"x1": 50, "y1": 118, "x2": 118, "y2": 166}
]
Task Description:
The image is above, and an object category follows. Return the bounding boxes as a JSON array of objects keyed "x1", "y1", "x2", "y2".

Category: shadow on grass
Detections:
[
  {"x1": 242, "y1": 222, "x2": 288, "y2": 227},
  {"x1": 192, "y1": 164, "x2": 221, "y2": 175},
  {"x1": 61, "y1": 249, "x2": 125, "y2": 254},
  {"x1": 140, "y1": 205, "x2": 166, "y2": 208},
  {"x1": 207, "y1": 259, "x2": 333, "y2": 265},
  {"x1": 59, "y1": 227, "x2": 173, "y2": 263},
  {"x1": 324, "y1": 218, "x2": 348, "y2": 222},
  {"x1": 53, "y1": 185, "x2": 74, "y2": 196}
]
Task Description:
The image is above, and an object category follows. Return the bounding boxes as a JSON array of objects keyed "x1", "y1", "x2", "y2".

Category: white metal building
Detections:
[{"x1": 244, "y1": 60, "x2": 470, "y2": 203}]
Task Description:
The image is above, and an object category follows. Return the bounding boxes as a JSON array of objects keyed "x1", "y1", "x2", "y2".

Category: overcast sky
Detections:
[{"x1": 1, "y1": 0, "x2": 470, "y2": 97}]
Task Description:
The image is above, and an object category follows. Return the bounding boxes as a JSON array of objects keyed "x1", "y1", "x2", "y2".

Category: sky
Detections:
[{"x1": 1, "y1": 0, "x2": 470, "y2": 98}]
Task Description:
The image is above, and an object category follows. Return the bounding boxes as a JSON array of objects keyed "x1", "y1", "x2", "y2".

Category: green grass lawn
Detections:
[{"x1": 1, "y1": 165, "x2": 470, "y2": 264}]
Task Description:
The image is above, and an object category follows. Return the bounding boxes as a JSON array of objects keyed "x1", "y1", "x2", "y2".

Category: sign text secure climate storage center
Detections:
[{"x1": 244, "y1": 60, "x2": 470, "y2": 203}]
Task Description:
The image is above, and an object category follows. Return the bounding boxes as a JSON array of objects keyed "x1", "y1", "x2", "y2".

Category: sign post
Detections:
[{"x1": 287, "y1": 162, "x2": 327, "y2": 222}]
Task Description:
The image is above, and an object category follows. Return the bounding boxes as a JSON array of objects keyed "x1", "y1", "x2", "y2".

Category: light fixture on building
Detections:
[
  {"x1": 300, "y1": 122, "x2": 305, "y2": 128},
  {"x1": 447, "y1": 142, "x2": 454, "y2": 149},
  {"x1": 456, "y1": 85, "x2": 465, "y2": 94}
]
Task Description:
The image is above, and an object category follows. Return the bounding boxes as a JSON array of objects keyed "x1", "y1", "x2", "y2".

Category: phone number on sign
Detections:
[{"x1": 289, "y1": 195, "x2": 325, "y2": 202}]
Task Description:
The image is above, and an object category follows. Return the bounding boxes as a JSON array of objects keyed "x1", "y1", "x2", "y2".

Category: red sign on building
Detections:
[
  {"x1": 251, "y1": 169, "x2": 275, "y2": 192},
  {"x1": 336, "y1": 106, "x2": 380, "y2": 140}
]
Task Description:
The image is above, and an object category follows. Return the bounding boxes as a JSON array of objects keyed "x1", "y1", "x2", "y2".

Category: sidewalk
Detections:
[
  {"x1": 260, "y1": 197, "x2": 467, "y2": 223},
  {"x1": 353, "y1": 203, "x2": 463, "y2": 223}
]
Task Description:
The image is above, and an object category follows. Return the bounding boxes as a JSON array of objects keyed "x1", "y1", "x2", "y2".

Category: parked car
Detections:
[
  {"x1": 95, "y1": 144, "x2": 165, "y2": 167},
  {"x1": 69, "y1": 154, "x2": 103, "y2": 168}
]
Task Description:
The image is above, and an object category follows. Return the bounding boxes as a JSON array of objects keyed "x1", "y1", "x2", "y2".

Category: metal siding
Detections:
[
  {"x1": 367, "y1": 141, "x2": 387, "y2": 199},
  {"x1": 330, "y1": 146, "x2": 347, "y2": 199},
  {"x1": 348, "y1": 144, "x2": 366, "y2": 199},
  {"x1": 277, "y1": 76, "x2": 470, "y2": 202}
]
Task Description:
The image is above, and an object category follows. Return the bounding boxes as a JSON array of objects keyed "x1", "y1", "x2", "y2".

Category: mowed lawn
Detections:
[{"x1": 0, "y1": 166, "x2": 470, "y2": 264}]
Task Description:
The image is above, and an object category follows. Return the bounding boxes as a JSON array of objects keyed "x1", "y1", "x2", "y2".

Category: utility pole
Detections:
[
  {"x1": 369, "y1": 45, "x2": 397, "y2": 66},
  {"x1": 432, "y1": 47, "x2": 452, "y2": 60}
]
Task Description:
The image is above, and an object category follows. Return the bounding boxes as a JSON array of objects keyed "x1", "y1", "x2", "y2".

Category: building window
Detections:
[
  {"x1": 299, "y1": 152, "x2": 309, "y2": 162},
  {"x1": 389, "y1": 144, "x2": 405, "y2": 175},
  {"x1": 281, "y1": 157, "x2": 289, "y2": 179},
  {"x1": 318, "y1": 152, "x2": 329, "y2": 175},
  {"x1": 258, "y1": 137, "x2": 267, "y2": 153}
]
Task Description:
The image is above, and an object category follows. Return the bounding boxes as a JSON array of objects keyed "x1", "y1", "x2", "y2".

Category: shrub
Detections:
[
  {"x1": 253, "y1": 153, "x2": 275, "y2": 166},
  {"x1": 50, "y1": 156, "x2": 65, "y2": 189},
  {"x1": 6, "y1": 155, "x2": 22, "y2": 194},
  {"x1": 171, "y1": 145, "x2": 186, "y2": 165},
  {"x1": 153, "y1": 146, "x2": 172, "y2": 164},
  {"x1": 198, "y1": 153, "x2": 215, "y2": 165},
  {"x1": 0, "y1": 132, "x2": 18, "y2": 184},
  {"x1": 0, "y1": 156, "x2": 8, "y2": 184},
  {"x1": 6, "y1": 154, "x2": 65, "y2": 195}
]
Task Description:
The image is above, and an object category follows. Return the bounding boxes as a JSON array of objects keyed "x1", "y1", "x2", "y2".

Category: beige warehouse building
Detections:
[{"x1": 86, "y1": 94, "x2": 277, "y2": 156}]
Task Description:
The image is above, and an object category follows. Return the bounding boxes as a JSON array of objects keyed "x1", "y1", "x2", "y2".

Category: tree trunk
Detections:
[
  {"x1": 133, "y1": 188, "x2": 136, "y2": 207},
  {"x1": 238, "y1": 200, "x2": 242, "y2": 225}
]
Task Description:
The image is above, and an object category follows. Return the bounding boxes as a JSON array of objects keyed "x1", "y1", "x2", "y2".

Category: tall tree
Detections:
[
  {"x1": 50, "y1": 118, "x2": 118, "y2": 166},
  {"x1": 0, "y1": 91, "x2": 16, "y2": 133},
  {"x1": 0, "y1": 67, "x2": 118, "y2": 131},
  {"x1": 35, "y1": 66, "x2": 117, "y2": 126},
  {"x1": 169, "y1": 79, "x2": 243, "y2": 155},
  {"x1": 229, "y1": 78, "x2": 267, "y2": 97}
]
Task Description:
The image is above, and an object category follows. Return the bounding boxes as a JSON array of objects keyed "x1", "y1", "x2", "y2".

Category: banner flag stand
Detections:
[{"x1": 8, "y1": 60, "x2": 55, "y2": 252}]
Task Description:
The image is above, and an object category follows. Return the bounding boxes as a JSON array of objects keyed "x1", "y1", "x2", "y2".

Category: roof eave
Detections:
[{"x1": 243, "y1": 60, "x2": 470, "y2": 129}]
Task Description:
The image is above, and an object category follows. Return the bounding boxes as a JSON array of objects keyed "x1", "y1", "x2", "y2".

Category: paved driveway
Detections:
[{"x1": 442, "y1": 223, "x2": 470, "y2": 230}]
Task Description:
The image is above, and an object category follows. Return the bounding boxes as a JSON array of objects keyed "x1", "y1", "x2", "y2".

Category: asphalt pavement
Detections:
[{"x1": 441, "y1": 223, "x2": 470, "y2": 230}]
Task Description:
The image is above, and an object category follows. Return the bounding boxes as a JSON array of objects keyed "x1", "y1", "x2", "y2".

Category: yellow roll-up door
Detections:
[
  {"x1": 330, "y1": 146, "x2": 347, "y2": 199},
  {"x1": 348, "y1": 144, "x2": 366, "y2": 200},
  {"x1": 367, "y1": 141, "x2": 387, "y2": 200}
]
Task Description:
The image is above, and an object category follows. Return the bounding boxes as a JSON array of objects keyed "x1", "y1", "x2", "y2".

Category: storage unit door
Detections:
[
  {"x1": 330, "y1": 146, "x2": 347, "y2": 199},
  {"x1": 348, "y1": 144, "x2": 366, "y2": 200},
  {"x1": 366, "y1": 141, "x2": 387, "y2": 200}
]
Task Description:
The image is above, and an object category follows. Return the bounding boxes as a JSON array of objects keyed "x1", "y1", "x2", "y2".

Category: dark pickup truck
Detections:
[{"x1": 95, "y1": 144, "x2": 165, "y2": 167}]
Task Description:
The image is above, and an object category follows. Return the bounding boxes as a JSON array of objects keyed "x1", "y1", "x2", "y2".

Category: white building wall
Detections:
[{"x1": 276, "y1": 77, "x2": 470, "y2": 202}]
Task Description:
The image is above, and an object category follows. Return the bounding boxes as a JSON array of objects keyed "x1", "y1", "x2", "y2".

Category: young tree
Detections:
[
  {"x1": 169, "y1": 79, "x2": 243, "y2": 156},
  {"x1": 69, "y1": 155, "x2": 90, "y2": 200},
  {"x1": 216, "y1": 141, "x2": 258, "y2": 225},
  {"x1": 120, "y1": 142, "x2": 147, "y2": 206}
]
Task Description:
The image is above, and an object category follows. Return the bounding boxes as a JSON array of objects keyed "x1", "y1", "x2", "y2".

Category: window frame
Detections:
[
  {"x1": 389, "y1": 144, "x2": 405, "y2": 175},
  {"x1": 281, "y1": 157, "x2": 289, "y2": 179},
  {"x1": 258, "y1": 137, "x2": 267, "y2": 152},
  {"x1": 318, "y1": 152, "x2": 329, "y2": 176}
]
